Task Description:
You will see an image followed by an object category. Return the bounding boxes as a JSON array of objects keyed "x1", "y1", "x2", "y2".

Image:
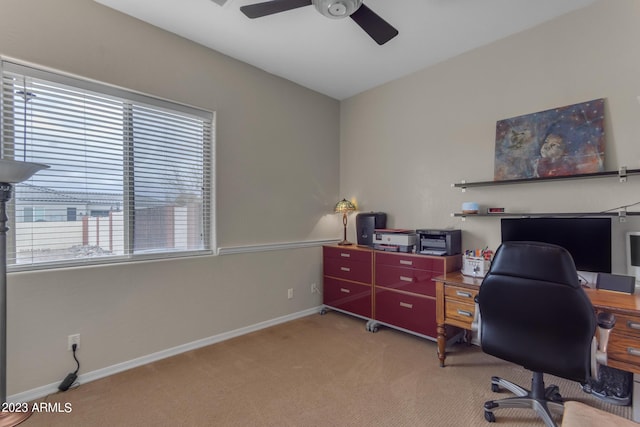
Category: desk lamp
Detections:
[
  {"x1": 0, "y1": 159, "x2": 49, "y2": 426},
  {"x1": 334, "y1": 198, "x2": 356, "y2": 246}
]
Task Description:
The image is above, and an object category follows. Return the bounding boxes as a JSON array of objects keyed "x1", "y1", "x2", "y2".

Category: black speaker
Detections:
[
  {"x1": 596, "y1": 273, "x2": 635, "y2": 294},
  {"x1": 356, "y1": 212, "x2": 386, "y2": 247}
]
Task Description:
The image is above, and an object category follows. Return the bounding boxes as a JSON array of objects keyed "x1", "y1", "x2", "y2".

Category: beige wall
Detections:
[
  {"x1": 4, "y1": 0, "x2": 640, "y2": 398},
  {"x1": 0, "y1": 0, "x2": 340, "y2": 395},
  {"x1": 341, "y1": 0, "x2": 640, "y2": 273}
]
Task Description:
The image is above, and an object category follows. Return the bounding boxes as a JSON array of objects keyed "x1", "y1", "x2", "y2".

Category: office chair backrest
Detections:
[{"x1": 478, "y1": 241, "x2": 597, "y2": 383}]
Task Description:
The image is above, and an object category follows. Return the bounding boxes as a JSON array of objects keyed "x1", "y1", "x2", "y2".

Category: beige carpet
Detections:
[{"x1": 23, "y1": 311, "x2": 632, "y2": 426}]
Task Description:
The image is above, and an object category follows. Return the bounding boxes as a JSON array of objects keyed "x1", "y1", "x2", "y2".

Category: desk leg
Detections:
[
  {"x1": 437, "y1": 323, "x2": 446, "y2": 367},
  {"x1": 634, "y1": 373, "x2": 640, "y2": 422}
]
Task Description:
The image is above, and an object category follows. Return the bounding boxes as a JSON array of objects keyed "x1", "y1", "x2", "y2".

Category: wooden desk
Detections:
[
  {"x1": 434, "y1": 271, "x2": 640, "y2": 374},
  {"x1": 435, "y1": 272, "x2": 482, "y2": 367}
]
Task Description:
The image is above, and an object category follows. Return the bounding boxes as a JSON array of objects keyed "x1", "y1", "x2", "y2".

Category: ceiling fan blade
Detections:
[
  {"x1": 350, "y1": 4, "x2": 398, "y2": 45},
  {"x1": 240, "y1": 0, "x2": 312, "y2": 19}
]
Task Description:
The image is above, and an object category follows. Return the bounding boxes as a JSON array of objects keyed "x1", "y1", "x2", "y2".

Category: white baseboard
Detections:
[{"x1": 9, "y1": 307, "x2": 323, "y2": 404}]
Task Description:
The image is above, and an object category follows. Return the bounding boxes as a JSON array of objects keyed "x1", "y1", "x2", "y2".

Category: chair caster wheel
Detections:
[
  {"x1": 548, "y1": 391, "x2": 563, "y2": 403},
  {"x1": 484, "y1": 411, "x2": 496, "y2": 423},
  {"x1": 491, "y1": 383, "x2": 500, "y2": 393},
  {"x1": 545, "y1": 385, "x2": 562, "y2": 402}
]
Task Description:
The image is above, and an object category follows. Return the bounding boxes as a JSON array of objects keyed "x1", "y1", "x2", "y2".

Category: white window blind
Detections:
[{"x1": 1, "y1": 60, "x2": 214, "y2": 270}]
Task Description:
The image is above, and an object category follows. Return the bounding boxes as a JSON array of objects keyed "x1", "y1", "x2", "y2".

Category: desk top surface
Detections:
[{"x1": 435, "y1": 271, "x2": 640, "y2": 315}]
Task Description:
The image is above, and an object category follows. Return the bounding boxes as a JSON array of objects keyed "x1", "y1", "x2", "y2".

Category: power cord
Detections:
[
  {"x1": 578, "y1": 272, "x2": 590, "y2": 287},
  {"x1": 58, "y1": 343, "x2": 80, "y2": 392}
]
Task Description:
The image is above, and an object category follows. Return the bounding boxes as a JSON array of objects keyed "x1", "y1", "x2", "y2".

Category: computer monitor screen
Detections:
[{"x1": 501, "y1": 217, "x2": 611, "y2": 273}]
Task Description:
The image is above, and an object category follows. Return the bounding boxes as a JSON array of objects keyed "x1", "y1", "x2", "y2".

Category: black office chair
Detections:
[{"x1": 477, "y1": 241, "x2": 614, "y2": 427}]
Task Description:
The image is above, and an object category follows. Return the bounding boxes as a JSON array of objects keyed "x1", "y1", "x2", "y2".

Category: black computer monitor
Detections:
[{"x1": 501, "y1": 217, "x2": 611, "y2": 273}]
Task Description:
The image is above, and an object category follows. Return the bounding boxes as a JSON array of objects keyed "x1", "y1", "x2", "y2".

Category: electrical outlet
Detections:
[
  {"x1": 287, "y1": 288, "x2": 294, "y2": 299},
  {"x1": 68, "y1": 334, "x2": 80, "y2": 351},
  {"x1": 311, "y1": 283, "x2": 319, "y2": 293}
]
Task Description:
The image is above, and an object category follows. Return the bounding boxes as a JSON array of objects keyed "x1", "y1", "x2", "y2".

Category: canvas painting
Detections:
[{"x1": 494, "y1": 98, "x2": 605, "y2": 181}]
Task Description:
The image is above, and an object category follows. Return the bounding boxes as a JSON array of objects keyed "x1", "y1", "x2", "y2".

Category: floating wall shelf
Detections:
[
  {"x1": 452, "y1": 167, "x2": 639, "y2": 190},
  {"x1": 452, "y1": 212, "x2": 640, "y2": 218},
  {"x1": 451, "y1": 166, "x2": 640, "y2": 222}
]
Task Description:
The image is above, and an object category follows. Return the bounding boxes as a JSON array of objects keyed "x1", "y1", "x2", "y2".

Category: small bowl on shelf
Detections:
[{"x1": 462, "y1": 202, "x2": 479, "y2": 214}]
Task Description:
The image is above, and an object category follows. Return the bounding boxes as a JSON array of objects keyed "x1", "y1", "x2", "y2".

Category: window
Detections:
[
  {"x1": 1, "y1": 60, "x2": 214, "y2": 270},
  {"x1": 67, "y1": 208, "x2": 77, "y2": 222}
]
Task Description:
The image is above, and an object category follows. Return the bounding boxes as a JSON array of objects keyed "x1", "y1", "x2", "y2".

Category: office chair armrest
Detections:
[{"x1": 591, "y1": 312, "x2": 616, "y2": 379}]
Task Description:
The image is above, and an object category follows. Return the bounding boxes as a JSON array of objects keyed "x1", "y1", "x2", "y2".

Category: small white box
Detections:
[{"x1": 462, "y1": 256, "x2": 491, "y2": 278}]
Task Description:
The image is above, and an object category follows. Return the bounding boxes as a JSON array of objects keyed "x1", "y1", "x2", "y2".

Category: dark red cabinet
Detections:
[
  {"x1": 373, "y1": 251, "x2": 460, "y2": 339},
  {"x1": 323, "y1": 245, "x2": 461, "y2": 341},
  {"x1": 322, "y1": 246, "x2": 373, "y2": 319}
]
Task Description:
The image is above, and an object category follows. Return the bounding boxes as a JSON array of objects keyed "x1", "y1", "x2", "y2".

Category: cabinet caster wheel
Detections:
[
  {"x1": 365, "y1": 322, "x2": 379, "y2": 333},
  {"x1": 491, "y1": 383, "x2": 500, "y2": 393},
  {"x1": 484, "y1": 411, "x2": 496, "y2": 423}
]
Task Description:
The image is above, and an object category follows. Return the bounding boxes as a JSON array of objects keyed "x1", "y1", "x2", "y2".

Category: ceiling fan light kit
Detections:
[{"x1": 240, "y1": 0, "x2": 398, "y2": 45}]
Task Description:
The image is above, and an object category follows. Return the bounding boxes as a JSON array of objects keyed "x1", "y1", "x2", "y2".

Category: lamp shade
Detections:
[
  {"x1": 0, "y1": 159, "x2": 49, "y2": 184},
  {"x1": 334, "y1": 198, "x2": 356, "y2": 214}
]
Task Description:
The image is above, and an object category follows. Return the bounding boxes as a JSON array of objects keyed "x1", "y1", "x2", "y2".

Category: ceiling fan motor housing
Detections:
[{"x1": 313, "y1": 0, "x2": 363, "y2": 19}]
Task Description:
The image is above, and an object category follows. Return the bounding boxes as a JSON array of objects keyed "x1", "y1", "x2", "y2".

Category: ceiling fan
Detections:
[{"x1": 240, "y1": 0, "x2": 399, "y2": 45}]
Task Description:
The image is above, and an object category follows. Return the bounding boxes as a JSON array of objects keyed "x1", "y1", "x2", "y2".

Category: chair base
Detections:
[{"x1": 484, "y1": 372, "x2": 564, "y2": 427}]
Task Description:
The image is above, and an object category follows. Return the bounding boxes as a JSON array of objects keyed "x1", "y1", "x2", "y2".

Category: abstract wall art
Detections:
[{"x1": 494, "y1": 98, "x2": 605, "y2": 181}]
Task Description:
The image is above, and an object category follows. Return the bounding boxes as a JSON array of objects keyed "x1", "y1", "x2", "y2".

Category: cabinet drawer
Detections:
[
  {"x1": 324, "y1": 259, "x2": 372, "y2": 283},
  {"x1": 445, "y1": 299, "x2": 476, "y2": 327},
  {"x1": 323, "y1": 246, "x2": 372, "y2": 263},
  {"x1": 375, "y1": 264, "x2": 436, "y2": 297},
  {"x1": 323, "y1": 277, "x2": 371, "y2": 318},
  {"x1": 376, "y1": 252, "x2": 443, "y2": 272},
  {"x1": 444, "y1": 285, "x2": 478, "y2": 304},
  {"x1": 604, "y1": 312, "x2": 640, "y2": 368},
  {"x1": 607, "y1": 333, "x2": 640, "y2": 369},
  {"x1": 374, "y1": 289, "x2": 436, "y2": 338},
  {"x1": 606, "y1": 312, "x2": 640, "y2": 339}
]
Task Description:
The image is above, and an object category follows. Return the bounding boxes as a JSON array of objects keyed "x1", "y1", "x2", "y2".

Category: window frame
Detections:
[{"x1": 1, "y1": 58, "x2": 216, "y2": 272}]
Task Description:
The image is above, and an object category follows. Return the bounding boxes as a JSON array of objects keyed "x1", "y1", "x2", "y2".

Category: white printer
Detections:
[{"x1": 372, "y1": 229, "x2": 417, "y2": 253}]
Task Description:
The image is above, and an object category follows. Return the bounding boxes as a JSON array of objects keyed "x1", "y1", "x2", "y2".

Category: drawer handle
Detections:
[
  {"x1": 627, "y1": 347, "x2": 640, "y2": 357},
  {"x1": 399, "y1": 276, "x2": 413, "y2": 282},
  {"x1": 456, "y1": 290, "x2": 472, "y2": 298},
  {"x1": 627, "y1": 321, "x2": 640, "y2": 330},
  {"x1": 340, "y1": 253, "x2": 351, "y2": 258},
  {"x1": 340, "y1": 267, "x2": 351, "y2": 272},
  {"x1": 340, "y1": 288, "x2": 351, "y2": 294},
  {"x1": 399, "y1": 260, "x2": 413, "y2": 266},
  {"x1": 399, "y1": 302, "x2": 413, "y2": 309},
  {"x1": 457, "y1": 309, "x2": 473, "y2": 318}
]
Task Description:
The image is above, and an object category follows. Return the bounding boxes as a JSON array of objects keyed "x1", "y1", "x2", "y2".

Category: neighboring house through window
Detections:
[{"x1": 1, "y1": 60, "x2": 215, "y2": 270}]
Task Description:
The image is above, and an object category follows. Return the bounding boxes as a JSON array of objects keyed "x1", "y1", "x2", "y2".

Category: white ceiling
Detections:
[{"x1": 94, "y1": 0, "x2": 596, "y2": 100}]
